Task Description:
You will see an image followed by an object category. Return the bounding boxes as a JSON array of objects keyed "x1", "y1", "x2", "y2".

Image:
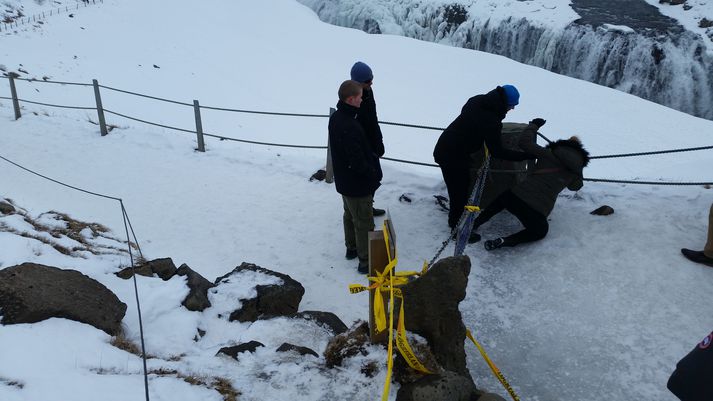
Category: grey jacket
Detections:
[{"x1": 511, "y1": 124, "x2": 590, "y2": 217}]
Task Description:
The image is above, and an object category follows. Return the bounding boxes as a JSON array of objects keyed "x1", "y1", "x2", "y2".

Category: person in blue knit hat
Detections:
[
  {"x1": 433, "y1": 85, "x2": 534, "y2": 229},
  {"x1": 349, "y1": 61, "x2": 386, "y2": 219}
]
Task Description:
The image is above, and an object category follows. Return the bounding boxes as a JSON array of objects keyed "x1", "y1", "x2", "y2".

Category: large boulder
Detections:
[
  {"x1": 216, "y1": 340, "x2": 264, "y2": 360},
  {"x1": 216, "y1": 263, "x2": 305, "y2": 322},
  {"x1": 400, "y1": 256, "x2": 471, "y2": 378},
  {"x1": 0, "y1": 263, "x2": 126, "y2": 335},
  {"x1": 176, "y1": 263, "x2": 215, "y2": 311}
]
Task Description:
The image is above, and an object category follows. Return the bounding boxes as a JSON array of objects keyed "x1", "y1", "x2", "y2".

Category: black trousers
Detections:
[
  {"x1": 438, "y1": 162, "x2": 470, "y2": 228},
  {"x1": 473, "y1": 190, "x2": 549, "y2": 246}
]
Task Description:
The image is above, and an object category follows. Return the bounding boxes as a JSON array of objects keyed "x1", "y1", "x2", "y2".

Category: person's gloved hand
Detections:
[{"x1": 530, "y1": 118, "x2": 546, "y2": 128}]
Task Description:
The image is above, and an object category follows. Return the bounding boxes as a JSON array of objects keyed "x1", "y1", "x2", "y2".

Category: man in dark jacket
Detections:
[
  {"x1": 329, "y1": 80, "x2": 383, "y2": 274},
  {"x1": 468, "y1": 119, "x2": 590, "y2": 250},
  {"x1": 350, "y1": 61, "x2": 386, "y2": 217},
  {"x1": 668, "y1": 330, "x2": 713, "y2": 400},
  {"x1": 434, "y1": 85, "x2": 533, "y2": 229}
]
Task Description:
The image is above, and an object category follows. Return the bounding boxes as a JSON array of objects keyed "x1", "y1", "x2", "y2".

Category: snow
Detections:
[{"x1": 1, "y1": 0, "x2": 713, "y2": 400}]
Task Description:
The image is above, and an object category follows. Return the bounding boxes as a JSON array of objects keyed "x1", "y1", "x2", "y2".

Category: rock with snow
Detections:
[
  {"x1": 292, "y1": 310, "x2": 348, "y2": 335},
  {"x1": 276, "y1": 342, "x2": 319, "y2": 358},
  {"x1": 217, "y1": 262, "x2": 305, "y2": 322},
  {"x1": 177, "y1": 263, "x2": 215, "y2": 311},
  {"x1": 115, "y1": 257, "x2": 178, "y2": 280},
  {"x1": 0, "y1": 200, "x2": 15, "y2": 215},
  {"x1": 0, "y1": 263, "x2": 126, "y2": 335},
  {"x1": 216, "y1": 340, "x2": 264, "y2": 360}
]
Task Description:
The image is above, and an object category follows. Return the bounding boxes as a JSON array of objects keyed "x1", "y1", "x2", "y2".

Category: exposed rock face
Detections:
[
  {"x1": 293, "y1": 310, "x2": 348, "y2": 335},
  {"x1": 216, "y1": 340, "x2": 264, "y2": 360},
  {"x1": 0, "y1": 263, "x2": 126, "y2": 335},
  {"x1": 276, "y1": 343, "x2": 319, "y2": 358},
  {"x1": 401, "y1": 256, "x2": 472, "y2": 378},
  {"x1": 217, "y1": 263, "x2": 305, "y2": 322},
  {"x1": 395, "y1": 371, "x2": 476, "y2": 401},
  {"x1": 176, "y1": 263, "x2": 215, "y2": 312}
]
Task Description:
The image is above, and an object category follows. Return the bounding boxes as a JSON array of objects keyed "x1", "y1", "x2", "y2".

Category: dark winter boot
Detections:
[
  {"x1": 484, "y1": 238, "x2": 505, "y2": 251},
  {"x1": 357, "y1": 261, "x2": 369, "y2": 274},
  {"x1": 373, "y1": 207, "x2": 386, "y2": 217},
  {"x1": 681, "y1": 248, "x2": 713, "y2": 267},
  {"x1": 345, "y1": 249, "x2": 358, "y2": 260}
]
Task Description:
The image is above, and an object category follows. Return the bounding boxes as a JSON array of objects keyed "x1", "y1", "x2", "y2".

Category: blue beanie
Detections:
[
  {"x1": 502, "y1": 84, "x2": 520, "y2": 106},
  {"x1": 350, "y1": 61, "x2": 373, "y2": 83}
]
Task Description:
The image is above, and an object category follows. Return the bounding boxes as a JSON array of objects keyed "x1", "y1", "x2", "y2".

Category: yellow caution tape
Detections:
[
  {"x1": 464, "y1": 205, "x2": 481, "y2": 212},
  {"x1": 466, "y1": 329, "x2": 521, "y2": 401},
  {"x1": 396, "y1": 300, "x2": 432, "y2": 374},
  {"x1": 380, "y1": 255, "x2": 396, "y2": 401}
]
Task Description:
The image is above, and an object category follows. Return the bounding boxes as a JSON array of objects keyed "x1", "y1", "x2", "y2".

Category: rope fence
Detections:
[
  {"x1": 2, "y1": 74, "x2": 712, "y2": 185},
  {"x1": 0, "y1": 0, "x2": 103, "y2": 33}
]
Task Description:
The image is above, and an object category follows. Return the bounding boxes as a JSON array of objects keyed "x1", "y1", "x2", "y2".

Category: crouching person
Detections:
[
  {"x1": 329, "y1": 80, "x2": 383, "y2": 273},
  {"x1": 469, "y1": 118, "x2": 590, "y2": 250}
]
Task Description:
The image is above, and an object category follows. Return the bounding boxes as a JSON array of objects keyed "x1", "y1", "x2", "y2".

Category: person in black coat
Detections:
[
  {"x1": 433, "y1": 85, "x2": 533, "y2": 228},
  {"x1": 668, "y1": 330, "x2": 713, "y2": 401},
  {"x1": 329, "y1": 80, "x2": 383, "y2": 273},
  {"x1": 350, "y1": 61, "x2": 386, "y2": 217}
]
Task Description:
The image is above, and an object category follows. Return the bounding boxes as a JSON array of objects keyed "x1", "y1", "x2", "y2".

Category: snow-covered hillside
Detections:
[{"x1": 1, "y1": 0, "x2": 713, "y2": 400}]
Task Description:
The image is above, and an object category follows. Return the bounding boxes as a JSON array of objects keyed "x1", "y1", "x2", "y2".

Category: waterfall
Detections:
[{"x1": 298, "y1": 0, "x2": 713, "y2": 120}]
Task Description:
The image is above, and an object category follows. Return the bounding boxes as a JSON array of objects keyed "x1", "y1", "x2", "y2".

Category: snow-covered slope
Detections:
[{"x1": 1, "y1": 0, "x2": 713, "y2": 400}]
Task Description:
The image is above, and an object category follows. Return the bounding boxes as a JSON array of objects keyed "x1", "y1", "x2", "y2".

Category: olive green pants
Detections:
[
  {"x1": 342, "y1": 194, "x2": 374, "y2": 264},
  {"x1": 705, "y1": 203, "x2": 713, "y2": 258}
]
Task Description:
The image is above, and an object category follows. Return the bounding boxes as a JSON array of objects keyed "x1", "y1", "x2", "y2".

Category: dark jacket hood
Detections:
[
  {"x1": 546, "y1": 139, "x2": 590, "y2": 169},
  {"x1": 480, "y1": 86, "x2": 509, "y2": 119}
]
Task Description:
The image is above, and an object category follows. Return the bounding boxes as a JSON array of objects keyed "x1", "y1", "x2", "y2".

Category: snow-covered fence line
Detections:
[
  {"x1": 0, "y1": 151, "x2": 151, "y2": 401},
  {"x1": 1, "y1": 74, "x2": 712, "y2": 186},
  {"x1": 0, "y1": 0, "x2": 103, "y2": 33}
]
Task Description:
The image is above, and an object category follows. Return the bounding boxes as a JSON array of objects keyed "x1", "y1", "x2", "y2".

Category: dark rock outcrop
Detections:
[
  {"x1": 177, "y1": 263, "x2": 215, "y2": 311},
  {"x1": 276, "y1": 342, "x2": 319, "y2": 358},
  {"x1": 0, "y1": 263, "x2": 126, "y2": 335},
  {"x1": 216, "y1": 263, "x2": 305, "y2": 322},
  {"x1": 216, "y1": 340, "x2": 264, "y2": 360},
  {"x1": 400, "y1": 256, "x2": 471, "y2": 378}
]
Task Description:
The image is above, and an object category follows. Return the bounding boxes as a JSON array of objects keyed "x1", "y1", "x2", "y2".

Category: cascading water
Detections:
[{"x1": 298, "y1": 0, "x2": 713, "y2": 120}]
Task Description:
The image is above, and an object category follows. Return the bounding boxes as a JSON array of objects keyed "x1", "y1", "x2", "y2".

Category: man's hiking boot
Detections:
[
  {"x1": 468, "y1": 232, "x2": 481, "y2": 244},
  {"x1": 681, "y1": 248, "x2": 713, "y2": 267},
  {"x1": 345, "y1": 249, "x2": 358, "y2": 260},
  {"x1": 484, "y1": 238, "x2": 505, "y2": 251},
  {"x1": 373, "y1": 207, "x2": 386, "y2": 217},
  {"x1": 357, "y1": 261, "x2": 369, "y2": 274}
]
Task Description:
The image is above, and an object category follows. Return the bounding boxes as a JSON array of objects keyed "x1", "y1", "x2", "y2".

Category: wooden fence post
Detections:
[
  {"x1": 8, "y1": 74, "x2": 21, "y2": 120},
  {"x1": 92, "y1": 79, "x2": 108, "y2": 136},
  {"x1": 325, "y1": 107, "x2": 335, "y2": 183},
  {"x1": 193, "y1": 100, "x2": 205, "y2": 152}
]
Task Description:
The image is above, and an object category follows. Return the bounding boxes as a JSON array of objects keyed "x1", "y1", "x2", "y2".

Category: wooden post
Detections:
[
  {"x1": 368, "y1": 230, "x2": 390, "y2": 344},
  {"x1": 325, "y1": 107, "x2": 335, "y2": 183},
  {"x1": 193, "y1": 100, "x2": 205, "y2": 152},
  {"x1": 8, "y1": 74, "x2": 21, "y2": 120},
  {"x1": 92, "y1": 79, "x2": 108, "y2": 136}
]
